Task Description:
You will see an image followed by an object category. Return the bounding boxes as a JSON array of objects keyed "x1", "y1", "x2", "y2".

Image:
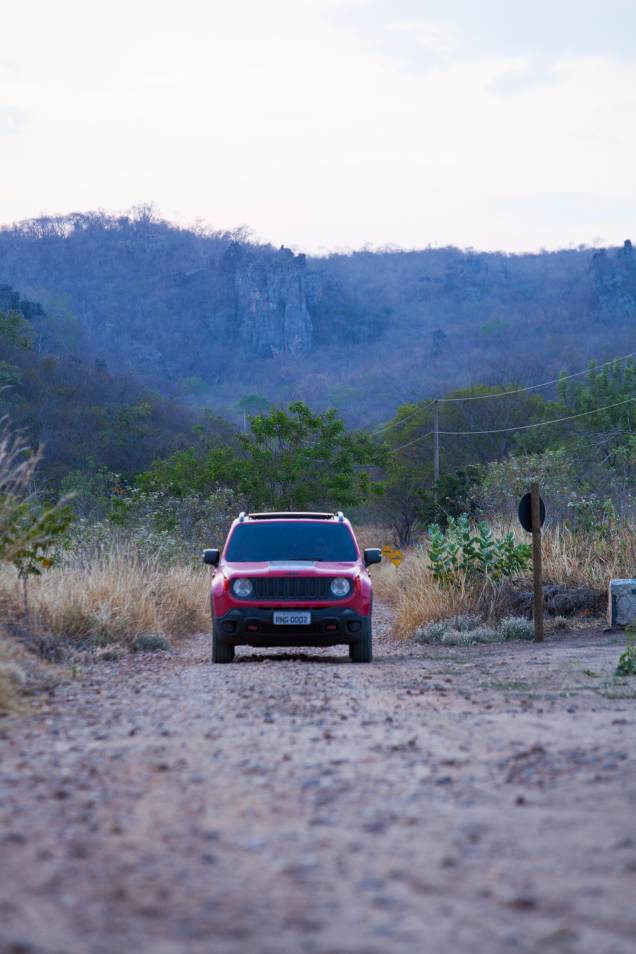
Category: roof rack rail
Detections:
[
  {"x1": 238, "y1": 511, "x2": 246, "y2": 522},
  {"x1": 247, "y1": 511, "x2": 336, "y2": 521},
  {"x1": 335, "y1": 511, "x2": 344, "y2": 522}
]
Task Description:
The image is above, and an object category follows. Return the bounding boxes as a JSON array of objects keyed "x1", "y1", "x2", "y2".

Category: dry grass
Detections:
[
  {"x1": 0, "y1": 542, "x2": 211, "y2": 651},
  {"x1": 538, "y1": 524, "x2": 636, "y2": 588},
  {"x1": 373, "y1": 524, "x2": 636, "y2": 638},
  {"x1": 0, "y1": 642, "x2": 23, "y2": 713},
  {"x1": 373, "y1": 556, "x2": 492, "y2": 638},
  {"x1": 0, "y1": 630, "x2": 62, "y2": 714}
]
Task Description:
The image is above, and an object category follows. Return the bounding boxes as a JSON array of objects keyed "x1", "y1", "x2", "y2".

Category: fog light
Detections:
[
  {"x1": 347, "y1": 621, "x2": 361, "y2": 633},
  {"x1": 222, "y1": 621, "x2": 236, "y2": 634}
]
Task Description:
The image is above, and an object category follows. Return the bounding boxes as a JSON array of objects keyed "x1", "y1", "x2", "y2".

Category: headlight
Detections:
[
  {"x1": 330, "y1": 577, "x2": 351, "y2": 597},
  {"x1": 232, "y1": 578, "x2": 254, "y2": 598}
]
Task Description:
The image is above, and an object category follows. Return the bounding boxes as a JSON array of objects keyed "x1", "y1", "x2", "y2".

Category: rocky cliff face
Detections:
[
  {"x1": 230, "y1": 246, "x2": 313, "y2": 356},
  {"x1": 590, "y1": 240, "x2": 636, "y2": 322},
  {"x1": 209, "y1": 243, "x2": 362, "y2": 358}
]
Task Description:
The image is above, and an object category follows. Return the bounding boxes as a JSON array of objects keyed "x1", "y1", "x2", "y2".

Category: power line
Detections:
[
  {"x1": 389, "y1": 431, "x2": 433, "y2": 453},
  {"x1": 438, "y1": 351, "x2": 636, "y2": 402},
  {"x1": 373, "y1": 400, "x2": 435, "y2": 434},
  {"x1": 376, "y1": 350, "x2": 636, "y2": 435},
  {"x1": 437, "y1": 396, "x2": 636, "y2": 435},
  {"x1": 388, "y1": 395, "x2": 635, "y2": 453}
]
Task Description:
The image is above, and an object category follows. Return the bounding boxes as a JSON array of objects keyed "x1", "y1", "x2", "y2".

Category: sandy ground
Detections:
[{"x1": 1, "y1": 606, "x2": 635, "y2": 954}]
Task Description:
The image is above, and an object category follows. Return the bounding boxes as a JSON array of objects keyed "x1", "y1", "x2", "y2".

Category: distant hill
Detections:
[
  {"x1": 0, "y1": 279, "x2": 232, "y2": 485},
  {"x1": 1, "y1": 208, "x2": 634, "y2": 426}
]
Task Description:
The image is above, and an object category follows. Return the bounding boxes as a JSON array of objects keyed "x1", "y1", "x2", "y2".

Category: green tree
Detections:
[
  {"x1": 0, "y1": 309, "x2": 33, "y2": 351},
  {"x1": 139, "y1": 401, "x2": 383, "y2": 511},
  {"x1": 238, "y1": 394, "x2": 270, "y2": 431}
]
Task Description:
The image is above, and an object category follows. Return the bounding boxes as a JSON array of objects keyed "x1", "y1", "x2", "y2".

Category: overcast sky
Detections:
[{"x1": 2, "y1": 0, "x2": 635, "y2": 253}]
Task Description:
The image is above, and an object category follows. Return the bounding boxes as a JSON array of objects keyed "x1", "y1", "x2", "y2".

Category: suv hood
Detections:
[{"x1": 223, "y1": 561, "x2": 359, "y2": 576}]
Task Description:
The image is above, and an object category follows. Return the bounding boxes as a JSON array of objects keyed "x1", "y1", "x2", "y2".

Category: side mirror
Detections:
[
  {"x1": 363, "y1": 548, "x2": 382, "y2": 566},
  {"x1": 202, "y1": 548, "x2": 220, "y2": 566}
]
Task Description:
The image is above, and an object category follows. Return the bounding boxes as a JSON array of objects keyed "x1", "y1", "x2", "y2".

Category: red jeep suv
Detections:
[{"x1": 203, "y1": 512, "x2": 381, "y2": 663}]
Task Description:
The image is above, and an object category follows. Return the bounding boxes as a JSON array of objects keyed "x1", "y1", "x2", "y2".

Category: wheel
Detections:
[
  {"x1": 349, "y1": 619, "x2": 372, "y2": 663},
  {"x1": 211, "y1": 622, "x2": 235, "y2": 663}
]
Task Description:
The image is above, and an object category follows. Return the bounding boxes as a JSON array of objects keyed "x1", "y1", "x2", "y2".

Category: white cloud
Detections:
[{"x1": 1, "y1": 0, "x2": 635, "y2": 252}]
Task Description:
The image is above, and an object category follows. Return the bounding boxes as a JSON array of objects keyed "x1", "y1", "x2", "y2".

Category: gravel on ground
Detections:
[{"x1": 1, "y1": 605, "x2": 635, "y2": 954}]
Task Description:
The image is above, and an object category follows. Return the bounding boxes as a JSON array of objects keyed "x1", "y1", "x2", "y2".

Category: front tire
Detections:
[
  {"x1": 211, "y1": 623, "x2": 235, "y2": 663},
  {"x1": 349, "y1": 619, "x2": 372, "y2": 663}
]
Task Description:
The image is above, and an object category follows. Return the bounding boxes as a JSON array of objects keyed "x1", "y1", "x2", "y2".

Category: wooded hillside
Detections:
[{"x1": 1, "y1": 208, "x2": 634, "y2": 427}]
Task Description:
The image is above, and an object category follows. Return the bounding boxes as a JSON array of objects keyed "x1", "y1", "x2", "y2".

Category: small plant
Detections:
[
  {"x1": 427, "y1": 514, "x2": 531, "y2": 585},
  {"x1": 496, "y1": 617, "x2": 534, "y2": 641},
  {"x1": 94, "y1": 646, "x2": 123, "y2": 662},
  {"x1": 453, "y1": 614, "x2": 483, "y2": 632},
  {"x1": 616, "y1": 626, "x2": 636, "y2": 677},
  {"x1": 414, "y1": 621, "x2": 449, "y2": 643},
  {"x1": 415, "y1": 614, "x2": 535, "y2": 645},
  {"x1": 414, "y1": 619, "x2": 498, "y2": 645},
  {"x1": 133, "y1": 632, "x2": 172, "y2": 653},
  {"x1": 11, "y1": 502, "x2": 74, "y2": 624},
  {"x1": 456, "y1": 625, "x2": 498, "y2": 645}
]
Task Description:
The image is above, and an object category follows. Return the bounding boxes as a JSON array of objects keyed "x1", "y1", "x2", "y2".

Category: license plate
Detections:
[{"x1": 273, "y1": 611, "x2": 311, "y2": 626}]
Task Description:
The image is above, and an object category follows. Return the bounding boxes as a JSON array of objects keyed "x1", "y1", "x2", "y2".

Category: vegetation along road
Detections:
[{"x1": 1, "y1": 607, "x2": 635, "y2": 954}]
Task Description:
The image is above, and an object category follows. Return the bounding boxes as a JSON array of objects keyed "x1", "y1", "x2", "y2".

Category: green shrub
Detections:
[
  {"x1": 428, "y1": 514, "x2": 531, "y2": 585},
  {"x1": 107, "y1": 486, "x2": 243, "y2": 564},
  {"x1": 616, "y1": 627, "x2": 636, "y2": 677}
]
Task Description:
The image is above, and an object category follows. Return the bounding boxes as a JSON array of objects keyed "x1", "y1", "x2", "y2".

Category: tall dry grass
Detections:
[
  {"x1": 0, "y1": 646, "x2": 22, "y2": 713},
  {"x1": 0, "y1": 540, "x2": 211, "y2": 650},
  {"x1": 373, "y1": 524, "x2": 636, "y2": 638}
]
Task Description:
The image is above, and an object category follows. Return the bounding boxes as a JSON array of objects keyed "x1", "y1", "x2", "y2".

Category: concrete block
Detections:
[{"x1": 608, "y1": 579, "x2": 636, "y2": 627}]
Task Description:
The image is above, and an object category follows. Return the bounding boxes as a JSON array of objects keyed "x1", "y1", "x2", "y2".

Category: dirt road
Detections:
[{"x1": 1, "y1": 608, "x2": 635, "y2": 954}]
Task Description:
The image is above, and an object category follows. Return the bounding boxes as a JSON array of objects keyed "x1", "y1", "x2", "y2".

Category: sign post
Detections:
[
  {"x1": 518, "y1": 485, "x2": 545, "y2": 643},
  {"x1": 530, "y1": 482, "x2": 544, "y2": 642}
]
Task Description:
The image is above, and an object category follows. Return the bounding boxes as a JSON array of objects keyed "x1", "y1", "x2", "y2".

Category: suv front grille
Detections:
[{"x1": 247, "y1": 577, "x2": 345, "y2": 601}]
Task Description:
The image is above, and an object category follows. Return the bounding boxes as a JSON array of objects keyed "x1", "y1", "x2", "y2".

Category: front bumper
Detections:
[{"x1": 214, "y1": 606, "x2": 369, "y2": 647}]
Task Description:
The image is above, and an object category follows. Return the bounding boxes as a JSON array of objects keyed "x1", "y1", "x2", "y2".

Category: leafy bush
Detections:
[
  {"x1": 427, "y1": 514, "x2": 531, "y2": 585},
  {"x1": 87, "y1": 485, "x2": 245, "y2": 565},
  {"x1": 616, "y1": 627, "x2": 636, "y2": 677},
  {"x1": 478, "y1": 446, "x2": 636, "y2": 531}
]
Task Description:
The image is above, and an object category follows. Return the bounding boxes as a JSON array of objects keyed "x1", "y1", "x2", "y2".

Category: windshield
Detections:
[{"x1": 225, "y1": 522, "x2": 359, "y2": 563}]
